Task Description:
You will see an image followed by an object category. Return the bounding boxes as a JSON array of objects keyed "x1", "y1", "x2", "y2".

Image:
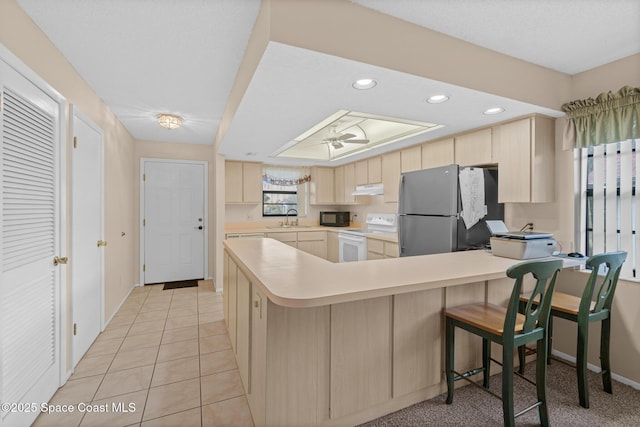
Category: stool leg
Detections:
[
  {"x1": 445, "y1": 317, "x2": 455, "y2": 404},
  {"x1": 536, "y1": 337, "x2": 550, "y2": 427},
  {"x1": 501, "y1": 343, "x2": 515, "y2": 427},
  {"x1": 547, "y1": 315, "x2": 554, "y2": 365},
  {"x1": 601, "y1": 316, "x2": 613, "y2": 394},
  {"x1": 482, "y1": 338, "x2": 490, "y2": 388},
  {"x1": 518, "y1": 301, "x2": 526, "y2": 374},
  {"x1": 577, "y1": 319, "x2": 590, "y2": 408}
]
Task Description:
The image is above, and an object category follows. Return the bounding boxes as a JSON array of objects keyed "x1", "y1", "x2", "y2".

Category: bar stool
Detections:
[
  {"x1": 445, "y1": 258, "x2": 562, "y2": 427},
  {"x1": 518, "y1": 251, "x2": 627, "y2": 408}
]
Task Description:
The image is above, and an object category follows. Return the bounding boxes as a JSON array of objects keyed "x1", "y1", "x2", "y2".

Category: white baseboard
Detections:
[{"x1": 551, "y1": 349, "x2": 640, "y2": 390}]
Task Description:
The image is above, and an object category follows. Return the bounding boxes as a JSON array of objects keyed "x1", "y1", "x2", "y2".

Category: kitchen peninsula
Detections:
[{"x1": 223, "y1": 237, "x2": 576, "y2": 426}]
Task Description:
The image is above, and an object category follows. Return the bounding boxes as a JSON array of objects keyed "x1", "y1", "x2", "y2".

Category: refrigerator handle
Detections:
[{"x1": 398, "y1": 174, "x2": 405, "y2": 213}]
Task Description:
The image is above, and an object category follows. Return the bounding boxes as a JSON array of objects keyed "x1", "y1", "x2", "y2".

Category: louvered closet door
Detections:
[{"x1": 0, "y1": 60, "x2": 61, "y2": 427}]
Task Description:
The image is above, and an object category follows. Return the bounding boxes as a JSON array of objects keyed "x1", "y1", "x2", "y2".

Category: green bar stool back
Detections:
[
  {"x1": 518, "y1": 251, "x2": 627, "y2": 408},
  {"x1": 445, "y1": 258, "x2": 562, "y2": 427}
]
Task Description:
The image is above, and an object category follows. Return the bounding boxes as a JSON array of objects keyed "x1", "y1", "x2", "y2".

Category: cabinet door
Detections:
[
  {"x1": 355, "y1": 160, "x2": 368, "y2": 185},
  {"x1": 382, "y1": 151, "x2": 401, "y2": 203},
  {"x1": 223, "y1": 252, "x2": 229, "y2": 327},
  {"x1": 334, "y1": 166, "x2": 345, "y2": 204},
  {"x1": 327, "y1": 231, "x2": 339, "y2": 262},
  {"x1": 243, "y1": 162, "x2": 263, "y2": 203},
  {"x1": 225, "y1": 161, "x2": 243, "y2": 203},
  {"x1": 266, "y1": 232, "x2": 297, "y2": 247},
  {"x1": 498, "y1": 118, "x2": 531, "y2": 202},
  {"x1": 227, "y1": 257, "x2": 238, "y2": 351},
  {"x1": 343, "y1": 163, "x2": 356, "y2": 204},
  {"x1": 310, "y1": 166, "x2": 335, "y2": 204},
  {"x1": 236, "y1": 269, "x2": 251, "y2": 393},
  {"x1": 368, "y1": 157, "x2": 382, "y2": 183},
  {"x1": 422, "y1": 138, "x2": 454, "y2": 169},
  {"x1": 297, "y1": 240, "x2": 327, "y2": 259},
  {"x1": 454, "y1": 128, "x2": 492, "y2": 166},
  {"x1": 401, "y1": 146, "x2": 421, "y2": 172},
  {"x1": 384, "y1": 242, "x2": 399, "y2": 258},
  {"x1": 249, "y1": 286, "x2": 267, "y2": 425}
]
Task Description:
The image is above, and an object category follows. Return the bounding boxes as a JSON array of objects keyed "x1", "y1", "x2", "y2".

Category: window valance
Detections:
[
  {"x1": 262, "y1": 166, "x2": 311, "y2": 186},
  {"x1": 562, "y1": 85, "x2": 640, "y2": 149}
]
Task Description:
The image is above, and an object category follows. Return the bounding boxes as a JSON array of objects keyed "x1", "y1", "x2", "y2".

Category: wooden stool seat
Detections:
[
  {"x1": 518, "y1": 251, "x2": 627, "y2": 409},
  {"x1": 445, "y1": 258, "x2": 562, "y2": 427},
  {"x1": 445, "y1": 303, "x2": 526, "y2": 335}
]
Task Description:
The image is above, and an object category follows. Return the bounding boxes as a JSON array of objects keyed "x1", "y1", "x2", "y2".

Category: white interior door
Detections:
[
  {"x1": 143, "y1": 160, "x2": 205, "y2": 284},
  {"x1": 71, "y1": 105, "x2": 103, "y2": 367},
  {"x1": 0, "y1": 57, "x2": 64, "y2": 427}
]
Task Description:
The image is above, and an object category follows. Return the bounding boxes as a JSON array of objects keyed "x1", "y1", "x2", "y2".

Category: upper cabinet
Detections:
[
  {"x1": 368, "y1": 156, "x2": 382, "y2": 184},
  {"x1": 382, "y1": 151, "x2": 401, "y2": 203},
  {"x1": 454, "y1": 128, "x2": 494, "y2": 166},
  {"x1": 225, "y1": 161, "x2": 262, "y2": 204},
  {"x1": 400, "y1": 146, "x2": 422, "y2": 172},
  {"x1": 309, "y1": 166, "x2": 335, "y2": 205},
  {"x1": 497, "y1": 115, "x2": 555, "y2": 203},
  {"x1": 422, "y1": 138, "x2": 454, "y2": 169}
]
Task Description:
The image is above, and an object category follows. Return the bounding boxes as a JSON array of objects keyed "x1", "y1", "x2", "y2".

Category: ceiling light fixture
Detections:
[
  {"x1": 426, "y1": 94, "x2": 449, "y2": 104},
  {"x1": 352, "y1": 78, "x2": 377, "y2": 90},
  {"x1": 483, "y1": 107, "x2": 505, "y2": 115},
  {"x1": 157, "y1": 113, "x2": 183, "y2": 129}
]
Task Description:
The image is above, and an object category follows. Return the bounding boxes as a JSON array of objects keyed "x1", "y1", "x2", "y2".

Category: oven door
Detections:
[{"x1": 338, "y1": 233, "x2": 367, "y2": 262}]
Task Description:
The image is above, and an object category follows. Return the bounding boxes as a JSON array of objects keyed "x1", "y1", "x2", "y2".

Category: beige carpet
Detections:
[{"x1": 361, "y1": 360, "x2": 640, "y2": 426}]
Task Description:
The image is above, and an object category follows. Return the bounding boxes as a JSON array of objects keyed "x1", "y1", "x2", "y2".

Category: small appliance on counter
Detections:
[
  {"x1": 320, "y1": 211, "x2": 350, "y2": 227},
  {"x1": 487, "y1": 220, "x2": 557, "y2": 259}
]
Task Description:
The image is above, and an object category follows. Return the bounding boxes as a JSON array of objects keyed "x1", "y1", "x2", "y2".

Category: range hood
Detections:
[{"x1": 352, "y1": 183, "x2": 384, "y2": 196}]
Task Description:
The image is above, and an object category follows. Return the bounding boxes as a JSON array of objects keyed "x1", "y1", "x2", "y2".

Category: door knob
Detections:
[
  {"x1": 53, "y1": 256, "x2": 68, "y2": 266},
  {"x1": 197, "y1": 226, "x2": 203, "y2": 230},
  {"x1": 97, "y1": 240, "x2": 108, "y2": 247}
]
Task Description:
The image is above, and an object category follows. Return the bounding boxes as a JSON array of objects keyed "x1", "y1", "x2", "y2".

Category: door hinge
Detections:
[
  {"x1": 143, "y1": 264, "x2": 146, "y2": 272},
  {"x1": 73, "y1": 136, "x2": 78, "y2": 149},
  {"x1": 143, "y1": 218, "x2": 146, "y2": 227},
  {"x1": 73, "y1": 323, "x2": 77, "y2": 336},
  {"x1": 143, "y1": 173, "x2": 146, "y2": 181}
]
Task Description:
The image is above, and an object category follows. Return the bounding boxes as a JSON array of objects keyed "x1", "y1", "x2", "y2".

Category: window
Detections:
[
  {"x1": 263, "y1": 183, "x2": 298, "y2": 217},
  {"x1": 261, "y1": 166, "x2": 310, "y2": 217},
  {"x1": 581, "y1": 139, "x2": 637, "y2": 279}
]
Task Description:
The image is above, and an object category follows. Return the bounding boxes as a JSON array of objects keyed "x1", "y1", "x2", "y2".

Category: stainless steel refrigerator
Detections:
[{"x1": 398, "y1": 164, "x2": 504, "y2": 257}]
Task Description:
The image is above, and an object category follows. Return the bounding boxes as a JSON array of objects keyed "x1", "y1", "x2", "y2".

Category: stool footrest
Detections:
[{"x1": 453, "y1": 367, "x2": 485, "y2": 382}]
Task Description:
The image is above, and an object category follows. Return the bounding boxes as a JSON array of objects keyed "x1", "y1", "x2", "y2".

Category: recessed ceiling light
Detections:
[
  {"x1": 426, "y1": 94, "x2": 449, "y2": 104},
  {"x1": 483, "y1": 107, "x2": 505, "y2": 115},
  {"x1": 352, "y1": 78, "x2": 377, "y2": 90}
]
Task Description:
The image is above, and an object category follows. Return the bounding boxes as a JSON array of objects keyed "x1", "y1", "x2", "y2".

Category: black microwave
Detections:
[{"x1": 320, "y1": 211, "x2": 350, "y2": 227}]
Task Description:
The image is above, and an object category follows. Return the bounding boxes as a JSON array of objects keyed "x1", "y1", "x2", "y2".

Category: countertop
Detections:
[
  {"x1": 223, "y1": 238, "x2": 581, "y2": 308},
  {"x1": 225, "y1": 224, "x2": 398, "y2": 242}
]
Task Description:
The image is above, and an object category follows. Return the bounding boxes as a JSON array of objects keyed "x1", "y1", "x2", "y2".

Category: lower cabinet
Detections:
[
  {"x1": 367, "y1": 237, "x2": 399, "y2": 260},
  {"x1": 327, "y1": 231, "x2": 339, "y2": 262},
  {"x1": 267, "y1": 231, "x2": 328, "y2": 259}
]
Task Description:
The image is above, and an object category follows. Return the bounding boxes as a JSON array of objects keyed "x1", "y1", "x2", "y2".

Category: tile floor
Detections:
[{"x1": 33, "y1": 280, "x2": 254, "y2": 427}]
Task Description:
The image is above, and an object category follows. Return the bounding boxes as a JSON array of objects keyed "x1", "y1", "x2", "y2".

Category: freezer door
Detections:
[
  {"x1": 398, "y1": 215, "x2": 458, "y2": 257},
  {"x1": 398, "y1": 164, "x2": 459, "y2": 216}
]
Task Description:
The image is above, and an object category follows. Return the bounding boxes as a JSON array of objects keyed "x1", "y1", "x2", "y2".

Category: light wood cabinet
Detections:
[
  {"x1": 401, "y1": 146, "x2": 422, "y2": 172},
  {"x1": 249, "y1": 286, "x2": 267, "y2": 424},
  {"x1": 422, "y1": 138, "x2": 454, "y2": 169},
  {"x1": 497, "y1": 115, "x2": 555, "y2": 203},
  {"x1": 266, "y1": 232, "x2": 297, "y2": 248},
  {"x1": 327, "y1": 231, "x2": 339, "y2": 262},
  {"x1": 454, "y1": 128, "x2": 493, "y2": 167},
  {"x1": 382, "y1": 151, "x2": 401, "y2": 203},
  {"x1": 227, "y1": 257, "x2": 238, "y2": 350},
  {"x1": 310, "y1": 166, "x2": 335, "y2": 205},
  {"x1": 236, "y1": 269, "x2": 251, "y2": 393},
  {"x1": 368, "y1": 157, "x2": 382, "y2": 183},
  {"x1": 297, "y1": 231, "x2": 327, "y2": 259},
  {"x1": 225, "y1": 160, "x2": 262, "y2": 204},
  {"x1": 367, "y1": 237, "x2": 398, "y2": 260},
  {"x1": 355, "y1": 160, "x2": 368, "y2": 185},
  {"x1": 343, "y1": 163, "x2": 356, "y2": 204},
  {"x1": 334, "y1": 166, "x2": 345, "y2": 203}
]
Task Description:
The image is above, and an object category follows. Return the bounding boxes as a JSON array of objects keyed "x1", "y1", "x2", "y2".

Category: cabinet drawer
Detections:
[
  {"x1": 267, "y1": 232, "x2": 297, "y2": 242},
  {"x1": 367, "y1": 238, "x2": 384, "y2": 253},
  {"x1": 297, "y1": 231, "x2": 327, "y2": 241}
]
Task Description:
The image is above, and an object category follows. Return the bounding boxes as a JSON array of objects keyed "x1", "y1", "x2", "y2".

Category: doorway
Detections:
[
  {"x1": 140, "y1": 159, "x2": 207, "y2": 284},
  {"x1": 70, "y1": 105, "x2": 104, "y2": 367}
]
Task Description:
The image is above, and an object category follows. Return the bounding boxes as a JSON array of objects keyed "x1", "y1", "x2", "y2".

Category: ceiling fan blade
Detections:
[
  {"x1": 343, "y1": 139, "x2": 369, "y2": 144},
  {"x1": 336, "y1": 133, "x2": 356, "y2": 141},
  {"x1": 331, "y1": 142, "x2": 344, "y2": 149}
]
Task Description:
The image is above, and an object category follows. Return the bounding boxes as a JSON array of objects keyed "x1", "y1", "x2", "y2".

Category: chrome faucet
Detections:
[{"x1": 285, "y1": 208, "x2": 298, "y2": 226}]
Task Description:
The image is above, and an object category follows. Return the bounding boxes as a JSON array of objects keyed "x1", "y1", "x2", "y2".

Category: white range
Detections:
[{"x1": 338, "y1": 213, "x2": 397, "y2": 262}]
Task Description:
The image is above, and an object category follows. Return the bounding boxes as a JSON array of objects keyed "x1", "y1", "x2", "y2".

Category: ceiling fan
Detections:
[{"x1": 322, "y1": 124, "x2": 369, "y2": 149}]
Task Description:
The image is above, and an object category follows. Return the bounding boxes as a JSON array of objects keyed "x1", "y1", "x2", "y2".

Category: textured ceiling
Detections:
[{"x1": 15, "y1": 0, "x2": 640, "y2": 165}]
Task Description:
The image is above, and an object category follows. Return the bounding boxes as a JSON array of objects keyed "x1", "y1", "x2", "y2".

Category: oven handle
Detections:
[{"x1": 338, "y1": 233, "x2": 367, "y2": 243}]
